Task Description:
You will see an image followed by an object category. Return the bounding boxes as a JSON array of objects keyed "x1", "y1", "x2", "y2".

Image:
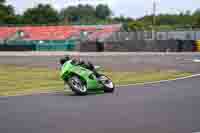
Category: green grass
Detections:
[
  {"x1": 104, "y1": 70, "x2": 191, "y2": 85},
  {"x1": 0, "y1": 65, "x2": 192, "y2": 96}
]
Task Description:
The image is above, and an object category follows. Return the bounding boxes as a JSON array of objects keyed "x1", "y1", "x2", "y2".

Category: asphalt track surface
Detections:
[
  {"x1": 1, "y1": 52, "x2": 200, "y2": 72},
  {"x1": 1, "y1": 75, "x2": 200, "y2": 133}
]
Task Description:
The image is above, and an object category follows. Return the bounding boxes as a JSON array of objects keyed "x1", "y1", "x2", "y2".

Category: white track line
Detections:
[
  {"x1": 117, "y1": 73, "x2": 200, "y2": 87},
  {"x1": 193, "y1": 59, "x2": 200, "y2": 63}
]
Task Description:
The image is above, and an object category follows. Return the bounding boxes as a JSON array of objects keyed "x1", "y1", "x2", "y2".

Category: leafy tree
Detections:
[
  {"x1": 60, "y1": 4, "x2": 97, "y2": 24},
  {"x1": 95, "y1": 4, "x2": 111, "y2": 19},
  {"x1": 60, "y1": 6, "x2": 79, "y2": 23},
  {"x1": 0, "y1": 0, "x2": 5, "y2": 4},
  {"x1": 122, "y1": 22, "x2": 129, "y2": 31},
  {"x1": 193, "y1": 9, "x2": 200, "y2": 16},
  {"x1": 23, "y1": 4, "x2": 59, "y2": 24},
  {"x1": 113, "y1": 16, "x2": 134, "y2": 23},
  {"x1": 0, "y1": 0, "x2": 17, "y2": 25},
  {"x1": 128, "y1": 21, "x2": 146, "y2": 31},
  {"x1": 78, "y1": 4, "x2": 96, "y2": 23},
  {"x1": 138, "y1": 12, "x2": 195, "y2": 29},
  {"x1": 0, "y1": 1, "x2": 199, "y2": 28},
  {"x1": 193, "y1": 9, "x2": 200, "y2": 27}
]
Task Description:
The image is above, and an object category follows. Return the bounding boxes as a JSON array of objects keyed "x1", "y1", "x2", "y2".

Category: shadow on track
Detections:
[{"x1": 52, "y1": 91, "x2": 105, "y2": 97}]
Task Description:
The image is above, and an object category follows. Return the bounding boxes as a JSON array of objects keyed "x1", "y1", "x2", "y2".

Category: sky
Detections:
[{"x1": 6, "y1": 0, "x2": 200, "y2": 18}]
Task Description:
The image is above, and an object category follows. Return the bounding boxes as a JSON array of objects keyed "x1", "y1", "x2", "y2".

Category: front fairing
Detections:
[
  {"x1": 60, "y1": 60, "x2": 73, "y2": 80},
  {"x1": 60, "y1": 60, "x2": 103, "y2": 90},
  {"x1": 60, "y1": 60, "x2": 94, "y2": 81}
]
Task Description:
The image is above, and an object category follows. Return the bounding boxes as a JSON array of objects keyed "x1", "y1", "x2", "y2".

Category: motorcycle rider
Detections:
[
  {"x1": 59, "y1": 56, "x2": 70, "y2": 66},
  {"x1": 59, "y1": 55, "x2": 86, "y2": 67}
]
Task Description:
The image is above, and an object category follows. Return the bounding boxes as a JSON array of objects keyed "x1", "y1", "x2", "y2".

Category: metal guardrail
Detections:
[{"x1": 106, "y1": 31, "x2": 200, "y2": 41}]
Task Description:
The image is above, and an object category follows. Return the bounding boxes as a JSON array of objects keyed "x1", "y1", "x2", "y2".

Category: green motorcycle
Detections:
[{"x1": 60, "y1": 59, "x2": 115, "y2": 95}]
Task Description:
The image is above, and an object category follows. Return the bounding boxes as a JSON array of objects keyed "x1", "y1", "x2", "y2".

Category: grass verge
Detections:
[{"x1": 0, "y1": 65, "x2": 192, "y2": 96}]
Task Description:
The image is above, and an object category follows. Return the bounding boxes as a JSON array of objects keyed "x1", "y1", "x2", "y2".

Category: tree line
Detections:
[
  {"x1": 1, "y1": 0, "x2": 200, "y2": 30},
  {"x1": 0, "y1": 0, "x2": 112, "y2": 25}
]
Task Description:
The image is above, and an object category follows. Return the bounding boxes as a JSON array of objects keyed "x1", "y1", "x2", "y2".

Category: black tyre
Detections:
[
  {"x1": 68, "y1": 76, "x2": 87, "y2": 95},
  {"x1": 99, "y1": 75, "x2": 115, "y2": 93}
]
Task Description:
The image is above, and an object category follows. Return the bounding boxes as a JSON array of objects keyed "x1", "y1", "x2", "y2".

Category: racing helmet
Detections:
[{"x1": 59, "y1": 55, "x2": 71, "y2": 65}]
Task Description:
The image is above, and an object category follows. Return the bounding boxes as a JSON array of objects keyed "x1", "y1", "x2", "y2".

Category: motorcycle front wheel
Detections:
[
  {"x1": 68, "y1": 76, "x2": 88, "y2": 95},
  {"x1": 99, "y1": 75, "x2": 115, "y2": 93}
]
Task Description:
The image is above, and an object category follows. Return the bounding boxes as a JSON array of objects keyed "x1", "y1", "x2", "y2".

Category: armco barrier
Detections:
[
  {"x1": 0, "y1": 44, "x2": 36, "y2": 51},
  {"x1": 80, "y1": 40, "x2": 197, "y2": 52},
  {"x1": 79, "y1": 41, "x2": 101, "y2": 52},
  {"x1": 0, "y1": 43, "x2": 75, "y2": 51},
  {"x1": 0, "y1": 40, "x2": 196, "y2": 52},
  {"x1": 0, "y1": 39, "x2": 77, "y2": 51},
  {"x1": 35, "y1": 40, "x2": 76, "y2": 51},
  {"x1": 35, "y1": 43, "x2": 75, "y2": 51}
]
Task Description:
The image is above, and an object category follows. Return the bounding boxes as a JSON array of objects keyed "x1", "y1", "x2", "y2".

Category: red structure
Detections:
[{"x1": 0, "y1": 25, "x2": 121, "y2": 41}]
